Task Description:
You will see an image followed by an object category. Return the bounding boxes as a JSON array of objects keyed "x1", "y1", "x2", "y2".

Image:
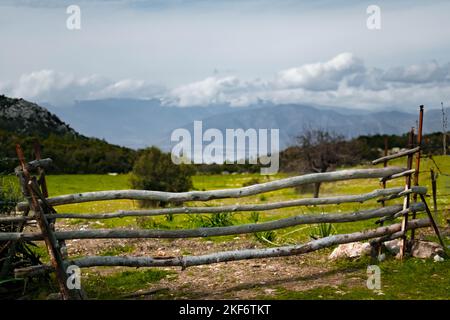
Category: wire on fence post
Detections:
[{"x1": 430, "y1": 169, "x2": 438, "y2": 218}]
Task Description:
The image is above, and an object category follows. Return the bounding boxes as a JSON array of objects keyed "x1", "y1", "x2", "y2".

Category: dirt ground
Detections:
[
  {"x1": 61, "y1": 223, "x2": 365, "y2": 299},
  {"x1": 29, "y1": 219, "x2": 450, "y2": 299}
]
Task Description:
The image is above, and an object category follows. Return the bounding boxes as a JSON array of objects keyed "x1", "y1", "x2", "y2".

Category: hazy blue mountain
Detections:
[
  {"x1": 157, "y1": 104, "x2": 448, "y2": 150},
  {"x1": 45, "y1": 98, "x2": 448, "y2": 150},
  {"x1": 46, "y1": 98, "x2": 235, "y2": 149}
]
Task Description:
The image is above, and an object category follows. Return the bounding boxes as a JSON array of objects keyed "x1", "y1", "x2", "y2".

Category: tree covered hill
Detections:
[{"x1": 0, "y1": 95, "x2": 137, "y2": 174}]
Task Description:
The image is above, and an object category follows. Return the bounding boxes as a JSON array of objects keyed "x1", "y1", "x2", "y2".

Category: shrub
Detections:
[
  {"x1": 249, "y1": 212, "x2": 260, "y2": 223},
  {"x1": 130, "y1": 147, "x2": 193, "y2": 207},
  {"x1": 309, "y1": 223, "x2": 335, "y2": 240},
  {"x1": 189, "y1": 213, "x2": 235, "y2": 228},
  {"x1": 242, "y1": 177, "x2": 260, "y2": 187},
  {"x1": 0, "y1": 177, "x2": 21, "y2": 214},
  {"x1": 254, "y1": 231, "x2": 277, "y2": 245}
]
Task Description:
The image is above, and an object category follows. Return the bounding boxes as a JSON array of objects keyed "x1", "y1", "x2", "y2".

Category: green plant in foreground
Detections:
[
  {"x1": 249, "y1": 212, "x2": 260, "y2": 223},
  {"x1": 309, "y1": 223, "x2": 335, "y2": 240},
  {"x1": 254, "y1": 231, "x2": 278, "y2": 246},
  {"x1": 189, "y1": 213, "x2": 235, "y2": 228}
]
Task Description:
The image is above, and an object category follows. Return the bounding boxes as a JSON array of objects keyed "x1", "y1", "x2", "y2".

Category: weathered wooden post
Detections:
[
  {"x1": 33, "y1": 141, "x2": 48, "y2": 198},
  {"x1": 410, "y1": 106, "x2": 424, "y2": 242},
  {"x1": 15, "y1": 144, "x2": 82, "y2": 300},
  {"x1": 399, "y1": 128, "x2": 415, "y2": 258},
  {"x1": 33, "y1": 141, "x2": 68, "y2": 259},
  {"x1": 380, "y1": 136, "x2": 389, "y2": 209}
]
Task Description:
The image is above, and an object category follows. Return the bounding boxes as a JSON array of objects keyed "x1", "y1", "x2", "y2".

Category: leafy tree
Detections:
[{"x1": 130, "y1": 147, "x2": 193, "y2": 207}]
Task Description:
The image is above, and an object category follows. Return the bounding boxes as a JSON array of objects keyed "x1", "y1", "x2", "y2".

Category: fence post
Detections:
[
  {"x1": 411, "y1": 105, "x2": 424, "y2": 242},
  {"x1": 33, "y1": 141, "x2": 68, "y2": 259},
  {"x1": 381, "y1": 136, "x2": 388, "y2": 208},
  {"x1": 15, "y1": 144, "x2": 82, "y2": 300},
  {"x1": 399, "y1": 128, "x2": 415, "y2": 258},
  {"x1": 33, "y1": 141, "x2": 48, "y2": 198}
]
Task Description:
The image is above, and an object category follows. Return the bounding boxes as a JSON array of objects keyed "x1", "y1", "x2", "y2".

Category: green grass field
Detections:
[
  {"x1": 39, "y1": 155, "x2": 450, "y2": 242},
  {"x1": 3, "y1": 155, "x2": 449, "y2": 299}
]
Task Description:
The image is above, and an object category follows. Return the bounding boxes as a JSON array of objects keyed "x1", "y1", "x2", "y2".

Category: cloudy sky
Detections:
[{"x1": 0, "y1": 0, "x2": 449, "y2": 111}]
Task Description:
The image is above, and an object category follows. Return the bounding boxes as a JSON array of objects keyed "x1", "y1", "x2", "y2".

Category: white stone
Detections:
[
  {"x1": 383, "y1": 239, "x2": 402, "y2": 255},
  {"x1": 411, "y1": 240, "x2": 444, "y2": 259},
  {"x1": 328, "y1": 242, "x2": 371, "y2": 260},
  {"x1": 378, "y1": 253, "x2": 386, "y2": 262}
]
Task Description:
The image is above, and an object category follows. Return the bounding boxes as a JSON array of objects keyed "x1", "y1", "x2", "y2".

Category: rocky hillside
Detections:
[
  {"x1": 0, "y1": 95, "x2": 77, "y2": 136},
  {"x1": 0, "y1": 95, "x2": 136, "y2": 174}
]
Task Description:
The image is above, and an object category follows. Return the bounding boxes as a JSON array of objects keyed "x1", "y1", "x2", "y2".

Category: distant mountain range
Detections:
[{"x1": 43, "y1": 98, "x2": 448, "y2": 151}]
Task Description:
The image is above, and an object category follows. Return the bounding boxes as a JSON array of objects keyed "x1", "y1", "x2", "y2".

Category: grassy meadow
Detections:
[{"x1": 41, "y1": 155, "x2": 450, "y2": 241}]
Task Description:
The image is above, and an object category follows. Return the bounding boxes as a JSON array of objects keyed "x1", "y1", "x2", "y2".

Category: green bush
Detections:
[
  {"x1": 309, "y1": 223, "x2": 335, "y2": 240},
  {"x1": 130, "y1": 147, "x2": 193, "y2": 207},
  {"x1": 254, "y1": 231, "x2": 277, "y2": 245},
  {"x1": 189, "y1": 213, "x2": 235, "y2": 228},
  {"x1": 0, "y1": 177, "x2": 21, "y2": 214},
  {"x1": 242, "y1": 177, "x2": 260, "y2": 187}
]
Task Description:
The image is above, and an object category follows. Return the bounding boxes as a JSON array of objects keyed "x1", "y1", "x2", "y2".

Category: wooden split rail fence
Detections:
[{"x1": 0, "y1": 106, "x2": 446, "y2": 300}]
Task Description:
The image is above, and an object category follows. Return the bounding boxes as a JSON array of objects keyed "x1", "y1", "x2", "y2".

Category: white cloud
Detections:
[
  {"x1": 2, "y1": 53, "x2": 450, "y2": 110},
  {"x1": 0, "y1": 70, "x2": 162, "y2": 105},
  {"x1": 382, "y1": 61, "x2": 450, "y2": 84},
  {"x1": 276, "y1": 52, "x2": 365, "y2": 91},
  {"x1": 166, "y1": 76, "x2": 240, "y2": 107},
  {"x1": 167, "y1": 53, "x2": 450, "y2": 110}
]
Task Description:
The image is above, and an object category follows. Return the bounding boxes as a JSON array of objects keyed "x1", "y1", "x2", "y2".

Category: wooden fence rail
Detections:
[
  {"x1": 0, "y1": 203, "x2": 427, "y2": 241},
  {"x1": 1, "y1": 186, "x2": 427, "y2": 223},
  {"x1": 16, "y1": 167, "x2": 406, "y2": 211}
]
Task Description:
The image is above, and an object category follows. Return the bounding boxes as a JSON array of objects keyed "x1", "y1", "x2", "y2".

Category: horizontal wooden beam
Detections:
[
  {"x1": 3, "y1": 186, "x2": 428, "y2": 223},
  {"x1": 376, "y1": 186, "x2": 427, "y2": 202},
  {"x1": 380, "y1": 169, "x2": 415, "y2": 182},
  {"x1": 372, "y1": 147, "x2": 420, "y2": 165},
  {"x1": 16, "y1": 167, "x2": 405, "y2": 211},
  {"x1": 22, "y1": 158, "x2": 53, "y2": 171},
  {"x1": 15, "y1": 218, "x2": 430, "y2": 275},
  {"x1": 0, "y1": 203, "x2": 425, "y2": 241}
]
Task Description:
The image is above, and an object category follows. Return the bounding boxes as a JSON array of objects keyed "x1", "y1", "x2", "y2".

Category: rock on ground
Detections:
[
  {"x1": 328, "y1": 240, "x2": 445, "y2": 261},
  {"x1": 385, "y1": 239, "x2": 444, "y2": 259},
  {"x1": 328, "y1": 242, "x2": 372, "y2": 260},
  {"x1": 410, "y1": 240, "x2": 445, "y2": 259}
]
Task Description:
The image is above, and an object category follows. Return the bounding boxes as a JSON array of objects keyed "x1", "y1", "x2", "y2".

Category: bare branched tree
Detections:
[{"x1": 288, "y1": 130, "x2": 362, "y2": 198}]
